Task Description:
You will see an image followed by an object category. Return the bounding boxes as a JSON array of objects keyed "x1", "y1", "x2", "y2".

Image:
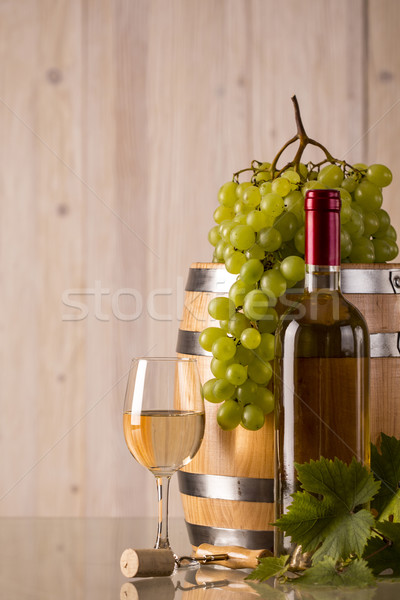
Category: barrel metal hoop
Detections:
[
  {"x1": 176, "y1": 329, "x2": 211, "y2": 356},
  {"x1": 370, "y1": 332, "x2": 400, "y2": 358},
  {"x1": 186, "y1": 266, "x2": 400, "y2": 294},
  {"x1": 341, "y1": 269, "x2": 400, "y2": 294},
  {"x1": 177, "y1": 328, "x2": 400, "y2": 358},
  {"x1": 178, "y1": 471, "x2": 274, "y2": 502},
  {"x1": 184, "y1": 522, "x2": 274, "y2": 551}
]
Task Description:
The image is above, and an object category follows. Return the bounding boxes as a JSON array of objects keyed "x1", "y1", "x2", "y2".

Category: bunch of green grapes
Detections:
[{"x1": 203, "y1": 161, "x2": 398, "y2": 431}]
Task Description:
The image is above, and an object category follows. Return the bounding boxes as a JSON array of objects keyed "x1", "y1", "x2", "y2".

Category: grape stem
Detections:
[{"x1": 268, "y1": 96, "x2": 349, "y2": 178}]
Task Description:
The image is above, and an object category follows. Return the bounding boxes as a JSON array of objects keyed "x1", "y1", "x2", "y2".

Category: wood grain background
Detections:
[{"x1": 0, "y1": 0, "x2": 399, "y2": 517}]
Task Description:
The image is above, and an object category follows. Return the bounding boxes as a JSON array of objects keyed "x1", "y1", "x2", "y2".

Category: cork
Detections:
[{"x1": 120, "y1": 548, "x2": 175, "y2": 579}]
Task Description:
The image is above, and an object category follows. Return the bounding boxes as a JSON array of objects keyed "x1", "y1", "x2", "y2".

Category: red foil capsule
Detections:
[{"x1": 304, "y1": 189, "x2": 341, "y2": 266}]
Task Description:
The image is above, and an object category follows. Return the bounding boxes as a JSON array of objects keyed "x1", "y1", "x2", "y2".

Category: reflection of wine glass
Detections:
[{"x1": 123, "y1": 357, "x2": 205, "y2": 556}]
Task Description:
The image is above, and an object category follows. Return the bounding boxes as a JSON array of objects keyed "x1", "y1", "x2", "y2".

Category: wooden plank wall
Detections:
[{"x1": 0, "y1": 0, "x2": 399, "y2": 517}]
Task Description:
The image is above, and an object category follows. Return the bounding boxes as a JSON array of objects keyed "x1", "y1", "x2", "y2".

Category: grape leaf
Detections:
[
  {"x1": 275, "y1": 457, "x2": 379, "y2": 562},
  {"x1": 245, "y1": 555, "x2": 289, "y2": 582},
  {"x1": 371, "y1": 433, "x2": 400, "y2": 521},
  {"x1": 364, "y1": 521, "x2": 400, "y2": 576},
  {"x1": 293, "y1": 557, "x2": 375, "y2": 588}
]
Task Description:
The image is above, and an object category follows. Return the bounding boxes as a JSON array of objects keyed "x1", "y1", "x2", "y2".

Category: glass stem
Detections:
[{"x1": 154, "y1": 476, "x2": 172, "y2": 551}]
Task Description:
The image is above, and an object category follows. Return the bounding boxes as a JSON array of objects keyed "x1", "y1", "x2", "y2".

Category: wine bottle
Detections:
[{"x1": 274, "y1": 188, "x2": 370, "y2": 556}]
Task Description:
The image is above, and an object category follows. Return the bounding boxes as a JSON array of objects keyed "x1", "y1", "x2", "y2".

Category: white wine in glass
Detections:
[{"x1": 123, "y1": 357, "x2": 205, "y2": 555}]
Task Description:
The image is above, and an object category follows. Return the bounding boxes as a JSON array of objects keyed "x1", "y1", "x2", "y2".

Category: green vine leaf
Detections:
[
  {"x1": 364, "y1": 521, "x2": 400, "y2": 577},
  {"x1": 245, "y1": 555, "x2": 290, "y2": 582},
  {"x1": 293, "y1": 557, "x2": 375, "y2": 588},
  {"x1": 275, "y1": 457, "x2": 380, "y2": 562},
  {"x1": 371, "y1": 433, "x2": 400, "y2": 521}
]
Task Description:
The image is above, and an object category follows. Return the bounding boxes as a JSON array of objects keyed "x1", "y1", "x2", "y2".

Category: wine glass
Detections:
[{"x1": 123, "y1": 357, "x2": 205, "y2": 557}]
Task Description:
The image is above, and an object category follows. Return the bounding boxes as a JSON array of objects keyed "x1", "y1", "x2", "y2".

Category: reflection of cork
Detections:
[{"x1": 120, "y1": 577, "x2": 175, "y2": 600}]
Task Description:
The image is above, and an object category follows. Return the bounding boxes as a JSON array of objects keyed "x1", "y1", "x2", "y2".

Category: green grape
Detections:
[
  {"x1": 243, "y1": 185, "x2": 261, "y2": 208},
  {"x1": 202, "y1": 378, "x2": 222, "y2": 403},
  {"x1": 233, "y1": 200, "x2": 246, "y2": 214},
  {"x1": 208, "y1": 225, "x2": 221, "y2": 246},
  {"x1": 234, "y1": 344, "x2": 255, "y2": 365},
  {"x1": 247, "y1": 357, "x2": 272, "y2": 385},
  {"x1": 253, "y1": 386, "x2": 274, "y2": 415},
  {"x1": 240, "y1": 258, "x2": 264, "y2": 284},
  {"x1": 258, "y1": 162, "x2": 271, "y2": 170},
  {"x1": 243, "y1": 289, "x2": 270, "y2": 320},
  {"x1": 259, "y1": 181, "x2": 273, "y2": 196},
  {"x1": 260, "y1": 193, "x2": 285, "y2": 219},
  {"x1": 386, "y1": 240, "x2": 399, "y2": 260},
  {"x1": 340, "y1": 229, "x2": 352, "y2": 259},
  {"x1": 373, "y1": 238, "x2": 398, "y2": 262},
  {"x1": 294, "y1": 226, "x2": 305, "y2": 254},
  {"x1": 299, "y1": 163, "x2": 308, "y2": 179},
  {"x1": 217, "y1": 399, "x2": 242, "y2": 430},
  {"x1": 281, "y1": 169, "x2": 301, "y2": 184},
  {"x1": 241, "y1": 404, "x2": 265, "y2": 431},
  {"x1": 240, "y1": 327, "x2": 261, "y2": 349},
  {"x1": 227, "y1": 312, "x2": 251, "y2": 337},
  {"x1": 235, "y1": 215, "x2": 251, "y2": 226},
  {"x1": 349, "y1": 237, "x2": 375, "y2": 263},
  {"x1": 229, "y1": 279, "x2": 255, "y2": 307},
  {"x1": 317, "y1": 164, "x2": 344, "y2": 187},
  {"x1": 220, "y1": 220, "x2": 237, "y2": 241},
  {"x1": 384, "y1": 225, "x2": 397, "y2": 241},
  {"x1": 214, "y1": 239, "x2": 228, "y2": 261},
  {"x1": 213, "y1": 205, "x2": 234, "y2": 224},
  {"x1": 279, "y1": 240, "x2": 301, "y2": 259},
  {"x1": 213, "y1": 378, "x2": 236, "y2": 400},
  {"x1": 361, "y1": 211, "x2": 379, "y2": 236},
  {"x1": 212, "y1": 336, "x2": 236, "y2": 360},
  {"x1": 341, "y1": 176, "x2": 357, "y2": 193},
  {"x1": 352, "y1": 203, "x2": 364, "y2": 217},
  {"x1": 272, "y1": 177, "x2": 291, "y2": 197},
  {"x1": 340, "y1": 202, "x2": 352, "y2": 224},
  {"x1": 219, "y1": 319, "x2": 229, "y2": 332},
  {"x1": 245, "y1": 244, "x2": 266, "y2": 260},
  {"x1": 352, "y1": 162, "x2": 368, "y2": 171},
  {"x1": 374, "y1": 209, "x2": 391, "y2": 237},
  {"x1": 225, "y1": 363, "x2": 247, "y2": 386},
  {"x1": 225, "y1": 251, "x2": 247, "y2": 274},
  {"x1": 372, "y1": 238, "x2": 392, "y2": 262},
  {"x1": 210, "y1": 357, "x2": 234, "y2": 378},
  {"x1": 258, "y1": 227, "x2": 282, "y2": 252},
  {"x1": 218, "y1": 181, "x2": 238, "y2": 207},
  {"x1": 236, "y1": 181, "x2": 252, "y2": 200},
  {"x1": 199, "y1": 326, "x2": 226, "y2": 351},
  {"x1": 273, "y1": 211, "x2": 298, "y2": 242},
  {"x1": 260, "y1": 269, "x2": 287, "y2": 299},
  {"x1": 223, "y1": 243, "x2": 235, "y2": 261},
  {"x1": 280, "y1": 255, "x2": 305, "y2": 282},
  {"x1": 258, "y1": 307, "x2": 279, "y2": 333},
  {"x1": 246, "y1": 210, "x2": 268, "y2": 232},
  {"x1": 256, "y1": 333, "x2": 275, "y2": 361},
  {"x1": 254, "y1": 170, "x2": 271, "y2": 184},
  {"x1": 307, "y1": 170, "x2": 318, "y2": 181},
  {"x1": 354, "y1": 179, "x2": 383, "y2": 211},
  {"x1": 344, "y1": 209, "x2": 364, "y2": 239},
  {"x1": 236, "y1": 379, "x2": 258, "y2": 404},
  {"x1": 284, "y1": 191, "x2": 304, "y2": 220},
  {"x1": 230, "y1": 224, "x2": 256, "y2": 250},
  {"x1": 302, "y1": 180, "x2": 326, "y2": 194},
  {"x1": 366, "y1": 164, "x2": 392, "y2": 188},
  {"x1": 208, "y1": 297, "x2": 235, "y2": 320},
  {"x1": 335, "y1": 187, "x2": 352, "y2": 205}
]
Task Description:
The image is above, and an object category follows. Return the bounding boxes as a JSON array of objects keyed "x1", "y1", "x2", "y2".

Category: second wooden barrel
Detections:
[{"x1": 177, "y1": 262, "x2": 400, "y2": 550}]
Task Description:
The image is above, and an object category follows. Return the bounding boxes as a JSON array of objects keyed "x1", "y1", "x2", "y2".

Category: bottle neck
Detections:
[{"x1": 304, "y1": 265, "x2": 341, "y2": 292}]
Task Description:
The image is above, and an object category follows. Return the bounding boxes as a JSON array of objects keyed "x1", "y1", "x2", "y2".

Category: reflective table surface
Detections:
[{"x1": 1, "y1": 517, "x2": 399, "y2": 599}]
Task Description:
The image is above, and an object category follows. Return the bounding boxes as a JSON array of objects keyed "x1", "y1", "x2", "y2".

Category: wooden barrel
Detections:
[{"x1": 177, "y1": 262, "x2": 400, "y2": 550}]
